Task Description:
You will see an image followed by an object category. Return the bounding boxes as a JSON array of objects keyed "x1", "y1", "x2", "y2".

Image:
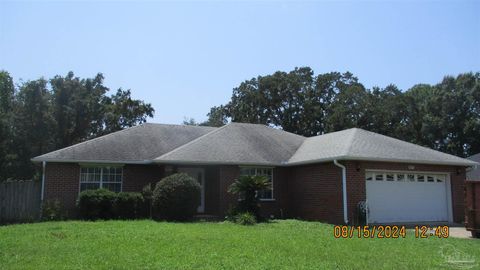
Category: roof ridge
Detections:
[
  {"x1": 287, "y1": 128, "x2": 358, "y2": 164},
  {"x1": 342, "y1": 128, "x2": 359, "y2": 156},
  {"x1": 145, "y1": 122, "x2": 217, "y2": 129},
  {"x1": 469, "y1": 153, "x2": 480, "y2": 160},
  {"x1": 32, "y1": 124, "x2": 147, "y2": 160},
  {"x1": 154, "y1": 123, "x2": 231, "y2": 160},
  {"x1": 218, "y1": 122, "x2": 307, "y2": 140}
]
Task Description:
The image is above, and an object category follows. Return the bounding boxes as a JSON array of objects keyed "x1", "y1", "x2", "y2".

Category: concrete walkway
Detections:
[{"x1": 449, "y1": 227, "x2": 475, "y2": 239}]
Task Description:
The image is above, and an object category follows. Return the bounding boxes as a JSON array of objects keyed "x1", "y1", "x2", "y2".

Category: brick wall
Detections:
[
  {"x1": 258, "y1": 167, "x2": 290, "y2": 219},
  {"x1": 287, "y1": 161, "x2": 466, "y2": 224},
  {"x1": 44, "y1": 161, "x2": 467, "y2": 223},
  {"x1": 44, "y1": 162, "x2": 81, "y2": 216},
  {"x1": 344, "y1": 161, "x2": 365, "y2": 224},
  {"x1": 218, "y1": 166, "x2": 240, "y2": 216},
  {"x1": 122, "y1": 164, "x2": 164, "y2": 192},
  {"x1": 288, "y1": 163, "x2": 344, "y2": 224},
  {"x1": 44, "y1": 163, "x2": 164, "y2": 217}
]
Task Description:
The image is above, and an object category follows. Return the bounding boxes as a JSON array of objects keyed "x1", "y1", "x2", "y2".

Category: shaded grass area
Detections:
[{"x1": 0, "y1": 220, "x2": 479, "y2": 269}]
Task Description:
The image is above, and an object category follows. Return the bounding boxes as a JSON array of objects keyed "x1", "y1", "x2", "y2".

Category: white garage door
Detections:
[{"x1": 365, "y1": 171, "x2": 451, "y2": 223}]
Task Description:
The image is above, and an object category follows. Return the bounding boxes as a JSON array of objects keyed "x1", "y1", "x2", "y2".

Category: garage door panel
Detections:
[{"x1": 366, "y1": 172, "x2": 449, "y2": 223}]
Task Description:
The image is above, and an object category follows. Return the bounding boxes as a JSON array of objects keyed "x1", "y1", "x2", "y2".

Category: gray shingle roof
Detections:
[
  {"x1": 467, "y1": 153, "x2": 480, "y2": 180},
  {"x1": 33, "y1": 123, "x2": 476, "y2": 167},
  {"x1": 288, "y1": 128, "x2": 477, "y2": 166},
  {"x1": 32, "y1": 123, "x2": 216, "y2": 163},
  {"x1": 154, "y1": 123, "x2": 305, "y2": 165}
]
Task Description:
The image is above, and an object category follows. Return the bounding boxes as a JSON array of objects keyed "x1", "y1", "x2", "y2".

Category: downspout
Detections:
[
  {"x1": 334, "y1": 160, "x2": 348, "y2": 224},
  {"x1": 41, "y1": 161, "x2": 46, "y2": 202},
  {"x1": 39, "y1": 161, "x2": 46, "y2": 220}
]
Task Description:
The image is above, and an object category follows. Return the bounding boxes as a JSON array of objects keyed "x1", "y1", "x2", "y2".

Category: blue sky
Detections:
[{"x1": 1, "y1": 1, "x2": 479, "y2": 124}]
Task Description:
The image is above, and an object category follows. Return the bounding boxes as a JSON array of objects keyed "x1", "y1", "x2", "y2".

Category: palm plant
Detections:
[{"x1": 228, "y1": 175, "x2": 271, "y2": 217}]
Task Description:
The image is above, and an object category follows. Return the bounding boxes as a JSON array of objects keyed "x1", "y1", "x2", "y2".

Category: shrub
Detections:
[
  {"x1": 233, "y1": 212, "x2": 257, "y2": 225},
  {"x1": 227, "y1": 175, "x2": 270, "y2": 219},
  {"x1": 41, "y1": 199, "x2": 65, "y2": 221},
  {"x1": 225, "y1": 205, "x2": 239, "y2": 222},
  {"x1": 77, "y1": 189, "x2": 117, "y2": 220},
  {"x1": 114, "y1": 192, "x2": 145, "y2": 219},
  {"x1": 152, "y1": 173, "x2": 201, "y2": 221}
]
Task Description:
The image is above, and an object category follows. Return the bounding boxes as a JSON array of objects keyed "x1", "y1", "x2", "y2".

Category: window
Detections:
[
  {"x1": 367, "y1": 171, "x2": 447, "y2": 184},
  {"x1": 436, "y1": 175, "x2": 445, "y2": 182},
  {"x1": 80, "y1": 166, "x2": 122, "y2": 192},
  {"x1": 375, "y1": 173, "x2": 384, "y2": 181},
  {"x1": 240, "y1": 167, "x2": 273, "y2": 200}
]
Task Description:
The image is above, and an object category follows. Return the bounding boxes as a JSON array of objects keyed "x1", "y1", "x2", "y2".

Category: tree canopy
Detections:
[
  {"x1": 2, "y1": 68, "x2": 479, "y2": 180},
  {"x1": 203, "y1": 67, "x2": 480, "y2": 158},
  {"x1": 0, "y1": 71, "x2": 154, "y2": 180}
]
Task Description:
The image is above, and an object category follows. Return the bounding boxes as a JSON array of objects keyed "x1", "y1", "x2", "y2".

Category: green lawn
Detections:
[{"x1": 0, "y1": 220, "x2": 479, "y2": 269}]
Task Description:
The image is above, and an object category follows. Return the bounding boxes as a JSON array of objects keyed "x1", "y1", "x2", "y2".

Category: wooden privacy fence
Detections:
[{"x1": 0, "y1": 180, "x2": 41, "y2": 224}]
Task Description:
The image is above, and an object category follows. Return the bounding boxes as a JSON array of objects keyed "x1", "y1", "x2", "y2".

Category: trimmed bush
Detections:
[
  {"x1": 77, "y1": 189, "x2": 117, "y2": 220},
  {"x1": 114, "y1": 192, "x2": 145, "y2": 219},
  {"x1": 152, "y1": 173, "x2": 201, "y2": 221}
]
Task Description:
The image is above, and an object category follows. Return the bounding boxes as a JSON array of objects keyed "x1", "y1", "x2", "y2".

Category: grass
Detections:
[{"x1": 0, "y1": 220, "x2": 479, "y2": 269}]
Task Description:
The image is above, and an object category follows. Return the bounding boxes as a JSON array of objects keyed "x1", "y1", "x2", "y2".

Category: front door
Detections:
[{"x1": 178, "y1": 168, "x2": 205, "y2": 213}]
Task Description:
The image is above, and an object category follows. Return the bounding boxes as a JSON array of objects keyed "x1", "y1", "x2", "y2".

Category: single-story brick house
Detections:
[{"x1": 32, "y1": 123, "x2": 477, "y2": 224}]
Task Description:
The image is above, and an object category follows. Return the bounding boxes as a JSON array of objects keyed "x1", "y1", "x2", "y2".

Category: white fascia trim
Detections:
[
  {"x1": 31, "y1": 158, "x2": 153, "y2": 165},
  {"x1": 78, "y1": 163, "x2": 126, "y2": 167},
  {"x1": 32, "y1": 156, "x2": 478, "y2": 168},
  {"x1": 155, "y1": 160, "x2": 282, "y2": 166},
  {"x1": 286, "y1": 156, "x2": 477, "y2": 167}
]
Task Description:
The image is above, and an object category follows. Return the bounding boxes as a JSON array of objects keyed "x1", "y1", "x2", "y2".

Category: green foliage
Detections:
[
  {"x1": 209, "y1": 68, "x2": 480, "y2": 157},
  {"x1": 77, "y1": 189, "x2": 147, "y2": 220},
  {"x1": 182, "y1": 117, "x2": 198, "y2": 126},
  {"x1": 77, "y1": 189, "x2": 117, "y2": 220},
  {"x1": 102, "y1": 88, "x2": 154, "y2": 134},
  {"x1": 0, "y1": 70, "x2": 154, "y2": 181},
  {"x1": 41, "y1": 199, "x2": 66, "y2": 221},
  {"x1": 152, "y1": 173, "x2": 201, "y2": 221},
  {"x1": 114, "y1": 192, "x2": 145, "y2": 219},
  {"x1": 232, "y1": 212, "x2": 257, "y2": 225},
  {"x1": 14, "y1": 79, "x2": 56, "y2": 179},
  {"x1": 0, "y1": 71, "x2": 16, "y2": 180},
  {"x1": 1, "y1": 220, "x2": 480, "y2": 269},
  {"x1": 228, "y1": 175, "x2": 270, "y2": 219},
  {"x1": 204, "y1": 105, "x2": 228, "y2": 127},
  {"x1": 182, "y1": 106, "x2": 227, "y2": 127}
]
